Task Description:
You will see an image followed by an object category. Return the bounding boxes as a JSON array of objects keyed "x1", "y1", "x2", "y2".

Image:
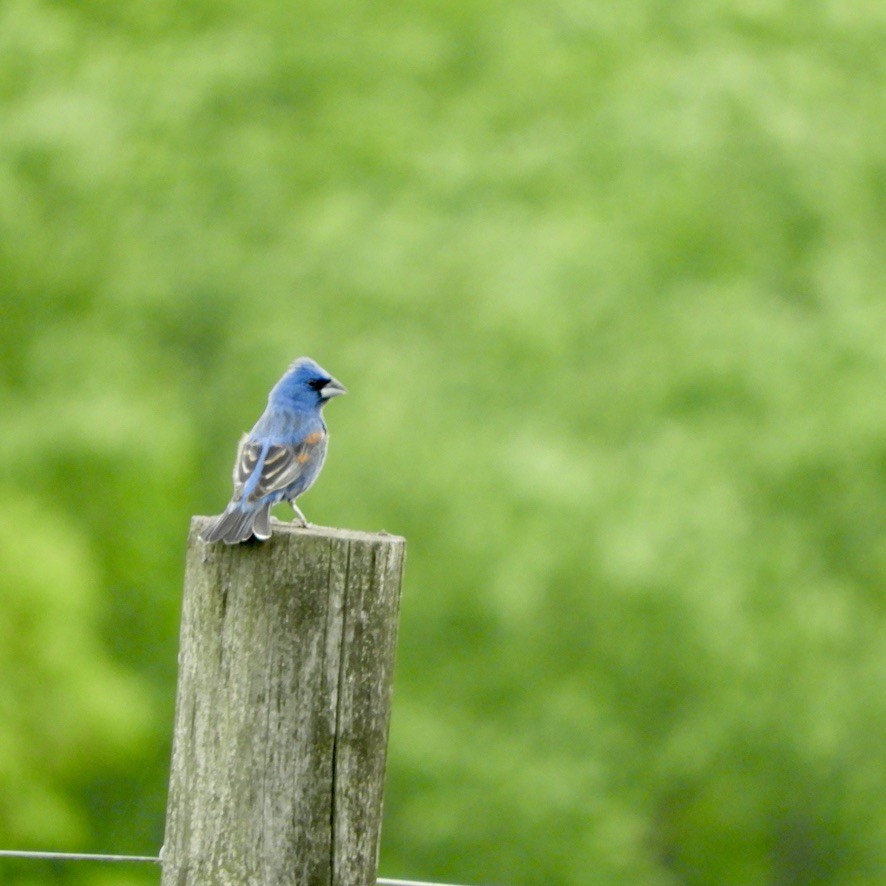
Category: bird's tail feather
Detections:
[
  {"x1": 201, "y1": 502, "x2": 271, "y2": 545},
  {"x1": 252, "y1": 503, "x2": 271, "y2": 540}
]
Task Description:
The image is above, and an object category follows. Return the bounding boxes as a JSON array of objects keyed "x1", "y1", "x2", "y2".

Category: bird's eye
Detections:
[{"x1": 308, "y1": 378, "x2": 329, "y2": 391}]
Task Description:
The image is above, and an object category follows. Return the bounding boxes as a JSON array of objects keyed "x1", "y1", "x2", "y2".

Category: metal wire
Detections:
[
  {"x1": 378, "y1": 880, "x2": 475, "y2": 886},
  {"x1": 0, "y1": 851, "x2": 476, "y2": 885},
  {"x1": 0, "y1": 850, "x2": 159, "y2": 863}
]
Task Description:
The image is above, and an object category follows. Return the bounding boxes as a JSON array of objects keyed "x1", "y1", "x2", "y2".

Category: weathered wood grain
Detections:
[{"x1": 161, "y1": 517, "x2": 405, "y2": 886}]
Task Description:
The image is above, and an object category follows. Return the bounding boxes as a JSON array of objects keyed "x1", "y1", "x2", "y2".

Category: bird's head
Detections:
[{"x1": 269, "y1": 357, "x2": 347, "y2": 410}]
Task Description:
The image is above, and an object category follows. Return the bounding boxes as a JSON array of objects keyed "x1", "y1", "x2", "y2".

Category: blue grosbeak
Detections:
[{"x1": 201, "y1": 357, "x2": 346, "y2": 544}]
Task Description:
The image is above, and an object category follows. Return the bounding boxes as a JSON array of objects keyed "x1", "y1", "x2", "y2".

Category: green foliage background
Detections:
[{"x1": 2, "y1": 1, "x2": 885, "y2": 883}]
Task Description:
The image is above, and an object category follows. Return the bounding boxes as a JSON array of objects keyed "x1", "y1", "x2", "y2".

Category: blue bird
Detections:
[{"x1": 201, "y1": 357, "x2": 346, "y2": 545}]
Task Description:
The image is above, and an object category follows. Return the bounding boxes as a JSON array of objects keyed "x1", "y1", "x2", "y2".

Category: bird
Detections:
[{"x1": 201, "y1": 357, "x2": 346, "y2": 545}]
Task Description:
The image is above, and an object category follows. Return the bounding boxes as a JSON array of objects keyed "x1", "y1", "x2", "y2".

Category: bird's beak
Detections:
[{"x1": 321, "y1": 376, "x2": 347, "y2": 399}]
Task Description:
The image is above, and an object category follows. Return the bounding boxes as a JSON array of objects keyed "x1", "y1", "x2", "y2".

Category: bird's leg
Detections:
[{"x1": 290, "y1": 500, "x2": 310, "y2": 528}]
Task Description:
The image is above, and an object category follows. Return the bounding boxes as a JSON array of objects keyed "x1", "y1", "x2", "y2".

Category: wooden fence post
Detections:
[{"x1": 161, "y1": 516, "x2": 406, "y2": 886}]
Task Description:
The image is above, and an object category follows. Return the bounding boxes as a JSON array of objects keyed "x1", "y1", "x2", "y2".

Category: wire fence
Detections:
[
  {"x1": 0, "y1": 849, "x2": 476, "y2": 886},
  {"x1": 0, "y1": 851, "x2": 159, "y2": 864}
]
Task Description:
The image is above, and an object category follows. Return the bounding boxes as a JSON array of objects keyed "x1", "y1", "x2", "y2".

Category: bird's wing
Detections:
[{"x1": 232, "y1": 432, "x2": 325, "y2": 503}]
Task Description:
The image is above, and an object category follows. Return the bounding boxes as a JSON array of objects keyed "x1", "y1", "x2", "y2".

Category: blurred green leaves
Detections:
[
  {"x1": 0, "y1": 499, "x2": 149, "y2": 845},
  {"x1": 1, "y1": 0, "x2": 885, "y2": 883}
]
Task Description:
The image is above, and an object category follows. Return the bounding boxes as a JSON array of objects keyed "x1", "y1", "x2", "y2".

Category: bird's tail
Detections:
[{"x1": 201, "y1": 502, "x2": 272, "y2": 545}]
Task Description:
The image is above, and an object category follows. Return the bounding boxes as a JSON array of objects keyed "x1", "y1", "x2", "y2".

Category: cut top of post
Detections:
[{"x1": 193, "y1": 515, "x2": 405, "y2": 546}]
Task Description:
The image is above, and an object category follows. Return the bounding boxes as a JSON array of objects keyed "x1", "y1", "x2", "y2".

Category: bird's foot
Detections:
[{"x1": 290, "y1": 501, "x2": 310, "y2": 528}]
